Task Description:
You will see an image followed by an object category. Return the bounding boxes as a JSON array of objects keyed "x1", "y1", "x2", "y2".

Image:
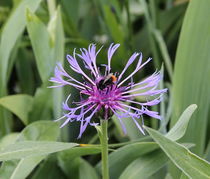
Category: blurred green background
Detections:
[{"x1": 0, "y1": 0, "x2": 210, "y2": 178}]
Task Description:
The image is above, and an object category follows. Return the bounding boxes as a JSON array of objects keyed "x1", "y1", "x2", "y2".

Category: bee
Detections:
[{"x1": 97, "y1": 73, "x2": 117, "y2": 90}]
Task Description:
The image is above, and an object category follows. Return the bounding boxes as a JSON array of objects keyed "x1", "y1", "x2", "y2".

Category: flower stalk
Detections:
[{"x1": 99, "y1": 119, "x2": 109, "y2": 179}]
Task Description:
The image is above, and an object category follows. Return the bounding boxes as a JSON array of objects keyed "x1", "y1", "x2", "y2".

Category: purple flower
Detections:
[{"x1": 50, "y1": 43, "x2": 167, "y2": 138}]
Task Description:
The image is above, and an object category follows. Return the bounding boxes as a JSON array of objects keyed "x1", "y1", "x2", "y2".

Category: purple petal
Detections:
[
  {"x1": 107, "y1": 43, "x2": 120, "y2": 72},
  {"x1": 143, "y1": 108, "x2": 161, "y2": 120},
  {"x1": 77, "y1": 106, "x2": 99, "y2": 138},
  {"x1": 131, "y1": 116, "x2": 145, "y2": 135},
  {"x1": 118, "y1": 52, "x2": 139, "y2": 81},
  {"x1": 118, "y1": 53, "x2": 144, "y2": 87},
  {"x1": 110, "y1": 107, "x2": 127, "y2": 135}
]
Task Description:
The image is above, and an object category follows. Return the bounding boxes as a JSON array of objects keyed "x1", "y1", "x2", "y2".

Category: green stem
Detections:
[{"x1": 100, "y1": 119, "x2": 109, "y2": 179}]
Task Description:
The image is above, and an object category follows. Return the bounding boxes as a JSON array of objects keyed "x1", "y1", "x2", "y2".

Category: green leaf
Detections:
[
  {"x1": 153, "y1": 30, "x2": 173, "y2": 81},
  {"x1": 0, "y1": 95, "x2": 33, "y2": 125},
  {"x1": 26, "y1": 7, "x2": 65, "y2": 124},
  {"x1": 103, "y1": 5, "x2": 124, "y2": 44},
  {"x1": 16, "y1": 48, "x2": 35, "y2": 95},
  {"x1": 26, "y1": 9, "x2": 54, "y2": 82},
  {"x1": 0, "y1": 121, "x2": 60, "y2": 179},
  {"x1": 58, "y1": 145, "x2": 101, "y2": 178},
  {"x1": 31, "y1": 155, "x2": 66, "y2": 179},
  {"x1": 50, "y1": 7, "x2": 65, "y2": 119},
  {"x1": 79, "y1": 159, "x2": 100, "y2": 179},
  {"x1": 58, "y1": 157, "x2": 81, "y2": 178},
  {"x1": 8, "y1": 156, "x2": 45, "y2": 179},
  {"x1": 158, "y1": 3, "x2": 186, "y2": 48},
  {"x1": 100, "y1": 4, "x2": 125, "y2": 58},
  {"x1": 180, "y1": 173, "x2": 189, "y2": 179},
  {"x1": 172, "y1": 0, "x2": 210, "y2": 155},
  {"x1": 112, "y1": 112, "x2": 143, "y2": 140},
  {"x1": 29, "y1": 87, "x2": 52, "y2": 123},
  {"x1": 0, "y1": 0, "x2": 42, "y2": 90},
  {"x1": 145, "y1": 126, "x2": 210, "y2": 179},
  {"x1": 0, "y1": 0, "x2": 41, "y2": 136},
  {"x1": 0, "y1": 141, "x2": 77, "y2": 161},
  {"x1": 48, "y1": 6, "x2": 64, "y2": 66},
  {"x1": 0, "y1": 0, "x2": 40, "y2": 136},
  {"x1": 17, "y1": 121, "x2": 59, "y2": 141},
  {"x1": 166, "y1": 104, "x2": 197, "y2": 141},
  {"x1": 0, "y1": 133, "x2": 19, "y2": 150},
  {"x1": 204, "y1": 141, "x2": 210, "y2": 162},
  {"x1": 119, "y1": 150, "x2": 168, "y2": 179},
  {"x1": 26, "y1": 7, "x2": 64, "y2": 85},
  {"x1": 96, "y1": 142, "x2": 158, "y2": 179},
  {"x1": 59, "y1": 156, "x2": 100, "y2": 179},
  {"x1": 58, "y1": 145, "x2": 101, "y2": 161},
  {"x1": 60, "y1": 0, "x2": 80, "y2": 37}
]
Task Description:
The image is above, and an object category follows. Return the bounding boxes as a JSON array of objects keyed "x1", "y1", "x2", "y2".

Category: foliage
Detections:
[{"x1": 0, "y1": 0, "x2": 209, "y2": 178}]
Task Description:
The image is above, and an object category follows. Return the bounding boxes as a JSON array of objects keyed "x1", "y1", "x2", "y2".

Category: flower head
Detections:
[{"x1": 50, "y1": 43, "x2": 167, "y2": 138}]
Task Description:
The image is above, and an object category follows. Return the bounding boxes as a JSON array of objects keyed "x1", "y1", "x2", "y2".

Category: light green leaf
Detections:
[
  {"x1": 164, "y1": 173, "x2": 173, "y2": 179},
  {"x1": 0, "y1": 95, "x2": 33, "y2": 125},
  {"x1": 47, "y1": 6, "x2": 64, "y2": 65},
  {"x1": 26, "y1": 7, "x2": 65, "y2": 125},
  {"x1": 96, "y1": 142, "x2": 158, "y2": 179},
  {"x1": 16, "y1": 121, "x2": 59, "y2": 141},
  {"x1": 58, "y1": 145, "x2": 101, "y2": 161},
  {"x1": 26, "y1": 9, "x2": 54, "y2": 82},
  {"x1": 0, "y1": 141, "x2": 78, "y2": 161},
  {"x1": 0, "y1": 121, "x2": 60, "y2": 179},
  {"x1": 26, "y1": 7, "x2": 64, "y2": 84},
  {"x1": 166, "y1": 104, "x2": 197, "y2": 141},
  {"x1": 9, "y1": 156, "x2": 44, "y2": 179},
  {"x1": 0, "y1": 0, "x2": 42, "y2": 90},
  {"x1": 0, "y1": 133, "x2": 19, "y2": 151},
  {"x1": 172, "y1": 0, "x2": 210, "y2": 155},
  {"x1": 145, "y1": 126, "x2": 210, "y2": 179},
  {"x1": 119, "y1": 150, "x2": 168, "y2": 179},
  {"x1": 153, "y1": 30, "x2": 173, "y2": 81},
  {"x1": 50, "y1": 7, "x2": 65, "y2": 118}
]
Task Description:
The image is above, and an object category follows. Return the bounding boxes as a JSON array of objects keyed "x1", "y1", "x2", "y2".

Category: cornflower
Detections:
[{"x1": 50, "y1": 43, "x2": 167, "y2": 138}]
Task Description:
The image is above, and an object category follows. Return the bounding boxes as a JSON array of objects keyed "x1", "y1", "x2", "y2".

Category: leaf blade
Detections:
[
  {"x1": 172, "y1": 0, "x2": 210, "y2": 155},
  {"x1": 166, "y1": 104, "x2": 197, "y2": 141},
  {"x1": 119, "y1": 150, "x2": 168, "y2": 179},
  {"x1": 0, "y1": 141, "x2": 78, "y2": 161},
  {"x1": 0, "y1": 95, "x2": 33, "y2": 125},
  {"x1": 145, "y1": 126, "x2": 210, "y2": 179}
]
